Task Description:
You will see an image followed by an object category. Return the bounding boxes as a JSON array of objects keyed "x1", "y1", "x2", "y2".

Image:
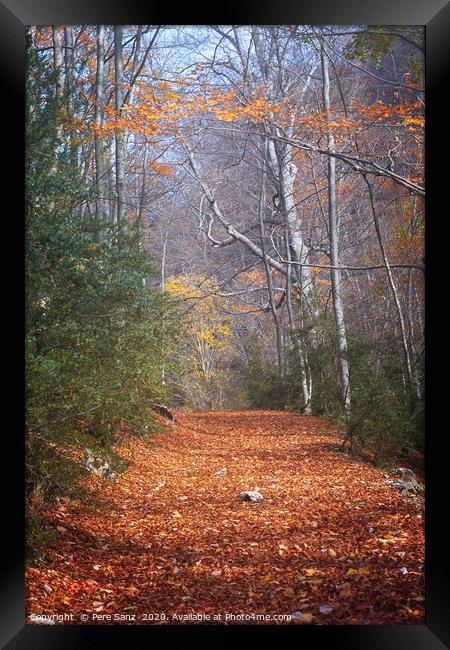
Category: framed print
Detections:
[{"x1": 1, "y1": 0, "x2": 449, "y2": 647}]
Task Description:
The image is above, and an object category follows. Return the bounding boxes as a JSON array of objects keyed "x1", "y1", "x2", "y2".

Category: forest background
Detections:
[{"x1": 25, "y1": 25, "x2": 424, "y2": 548}]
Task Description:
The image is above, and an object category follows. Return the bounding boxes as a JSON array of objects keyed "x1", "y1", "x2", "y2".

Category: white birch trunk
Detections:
[
  {"x1": 321, "y1": 39, "x2": 351, "y2": 410},
  {"x1": 52, "y1": 26, "x2": 64, "y2": 169},
  {"x1": 114, "y1": 26, "x2": 126, "y2": 225},
  {"x1": 94, "y1": 25, "x2": 109, "y2": 228}
]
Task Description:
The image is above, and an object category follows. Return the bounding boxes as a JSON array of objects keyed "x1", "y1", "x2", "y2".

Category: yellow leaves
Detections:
[
  {"x1": 346, "y1": 566, "x2": 370, "y2": 576},
  {"x1": 300, "y1": 613, "x2": 314, "y2": 624},
  {"x1": 240, "y1": 268, "x2": 266, "y2": 286},
  {"x1": 172, "y1": 511, "x2": 182, "y2": 519},
  {"x1": 215, "y1": 110, "x2": 237, "y2": 123},
  {"x1": 404, "y1": 116, "x2": 424, "y2": 128},
  {"x1": 328, "y1": 548, "x2": 337, "y2": 558},
  {"x1": 63, "y1": 116, "x2": 88, "y2": 134},
  {"x1": 292, "y1": 108, "x2": 361, "y2": 137},
  {"x1": 197, "y1": 330, "x2": 216, "y2": 345},
  {"x1": 213, "y1": 94, "x2": 283, "y2": 125},
  {"x1": 165, "y1": 273, "x2": 233, "y2": 380},
  {"x1": 165, "y1": 274, "x2": 208, "y2": 301},
  {"x1": 304, "y1": 568, "x2": 320, "y2": 576},
  {"x1": 351, "y1": 96, "x2": 424, "y2": 132},
  {"x1": 262, "y1": 574, "x2": 272, "y2": 583},
  {"x1": 338, "y1": 582, "x2": 352, "y2": 599}
]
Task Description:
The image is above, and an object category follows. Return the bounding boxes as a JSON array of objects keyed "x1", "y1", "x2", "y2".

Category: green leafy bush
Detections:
[
  {"x1": 25, "y1": 46, "x2": 180, "y2": 531},
  {"x1": 329, "y1": 336, "x2": 424, "y2": 465},
  {"x1": 244, "y1": 336, "x2": 287, "y2": 409},
  {"x1": 286, "y1": 316, "x2": 343, "y2": 415}
]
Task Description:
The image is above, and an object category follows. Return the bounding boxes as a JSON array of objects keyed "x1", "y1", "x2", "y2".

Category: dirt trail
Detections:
[{"x1": 27, "y1": 410, "x2": 425, "y2": 625}]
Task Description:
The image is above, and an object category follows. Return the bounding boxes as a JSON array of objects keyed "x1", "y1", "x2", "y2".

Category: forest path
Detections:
[{"x1": 27, "y1": 410, "x2": 424, "y2": 625}]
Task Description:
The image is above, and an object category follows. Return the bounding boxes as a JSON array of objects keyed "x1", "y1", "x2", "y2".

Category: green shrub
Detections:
[
  {"x1": 245, "y1": 337, "x2": 286, "y2": 409},
  {"x1": 25, "y1": 46, "x2": 180, "y2": 543},
  {"x1": 285, "y1": 316, "x2": 343, "y2": 415},
  {"x1": 329, "y1": 336, "x2": 424, "y2": 465}
]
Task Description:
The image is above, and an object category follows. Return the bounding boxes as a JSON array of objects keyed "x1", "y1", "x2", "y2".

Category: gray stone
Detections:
[
  {"x1": 398, "y1": 467, "x2": 416, "y2": 481},
  {"x1": 215, "y1": 467, "x2": 227, "y2": 477},
  {"x1": 85, "y1": 450, "x2": 115, "y2": 481},
  {"x1": 239, "y1": 490, "x2": 263, "y2": 502},
  {"x1": 152, "y1": 403, "x2": 176, "y2": 421},
  {"x1": 386, "y1": 467, "x2": 422, "y2": 495}
]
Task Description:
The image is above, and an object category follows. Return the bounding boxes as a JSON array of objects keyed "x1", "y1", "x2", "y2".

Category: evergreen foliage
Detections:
[
  {"x1": 25, "y1": 43, "x2": 179, "y2": 533},
  {"x1": 245, "y1": 320, "x2": 424, "y2": 465},
  {"x1": 244, "y1": 336, "x2": 287, "y2": 409},
  {"x1": 334, "y1": 336, "x2": 424, "y2": 464}
]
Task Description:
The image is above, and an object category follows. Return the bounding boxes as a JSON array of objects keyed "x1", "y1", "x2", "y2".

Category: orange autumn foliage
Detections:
[{"x1": 26, "y1": 411, "x2": 424, "y2": 625}]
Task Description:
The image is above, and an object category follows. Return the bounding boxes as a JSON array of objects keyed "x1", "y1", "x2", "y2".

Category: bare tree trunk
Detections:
[
  {"x1": 254, "y1": 27, "x2": 316, "y2": 409},
  {"x1": 64, "y1": 26, "x2": 77, "y2": 169},
  {"x1": 267, "y1": 139, "x2": 316, "y2": 315},
  {"x1": 364, "y1": 176, "x2": 417, "y2": 408},
  {"x1": 215, "y1": 25, "x2": 315, "y2": 408},
  {"x1": 46, "y1": 25, "x2": 65, "y2": 217},
  {"x1": 25, "y1": 25, "x2": 36, "y2": 51},
  {"x1": 114, "y1": 26, "x2": 126, "y2": 226},
  {"x1": 258, "y1": 145, "x2": 284, "y2": 378},
  {"x1": 25, "y1": 26, "x2": 36, "y2": 121},
  {"x1": 51, "y1": 26, "x2": 64, "y2": 171},
  {"x1": 321, "y1": 39, "x2": 351, "y2": 410},
  {"x1": 137, "y1": 137, "x2": 149, "y2": 242},
  {"x1": 285, "y1": 229, "x2": 312, "y2": 413},
  {"x1": 406, "y1": 268, "x2": 417, "y2": 360},
  {"x1": 94, "y1": 25, "x2": 109, "y2": 230},
  {"x1": 405, "y1": 266, "x2": 424, "y2": 399},
  {"x1": 250, "y1": 27, "x2": 317, "y2": 317},
  {"x1": 159, "y1": 205, "x2": 177, "y2": 387}
]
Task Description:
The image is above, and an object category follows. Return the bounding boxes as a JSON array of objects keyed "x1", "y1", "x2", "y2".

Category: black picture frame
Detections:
[{"x1": 1, "y1": 1, "x2": 448, "y2": 647}]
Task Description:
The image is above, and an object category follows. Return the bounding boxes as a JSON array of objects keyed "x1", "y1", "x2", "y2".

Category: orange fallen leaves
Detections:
[{"x1": 26, "y1": 410, "x2": 424, "y2": 625}]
